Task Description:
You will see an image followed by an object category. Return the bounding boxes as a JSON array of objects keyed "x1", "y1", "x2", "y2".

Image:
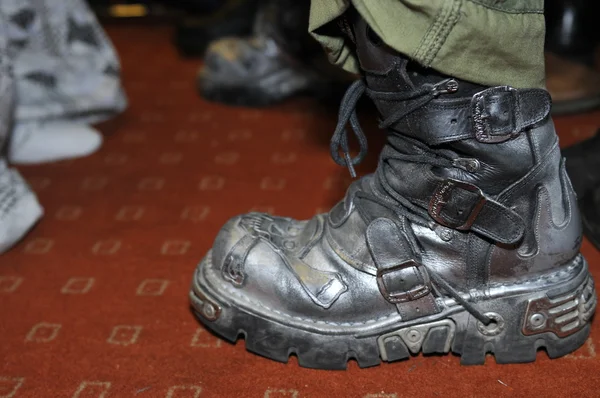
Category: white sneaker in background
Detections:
[
  {"x1": 9, "y1": 121, "x2": 103, "y2": 165},
  {"x1": 0, "y1": 161, "x2": 43, "y2": 254}
]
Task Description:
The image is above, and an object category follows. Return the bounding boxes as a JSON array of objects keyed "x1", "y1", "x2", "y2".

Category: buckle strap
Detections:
[
  {"x1": 366, "y1": 218, "x2": 440, "y2": 320},
  {"x1": 472, "y1": 86, "x2": 551, "y2": 144},
  {"x1": 388, "y1": 86, "x2": 551, "y2": 146},
  {"x1": 376, "y1": 259, "x2": 430, "y2": 303},
  {"x1": 428, "y1": 179, "x2": 525, "y2": 245}
]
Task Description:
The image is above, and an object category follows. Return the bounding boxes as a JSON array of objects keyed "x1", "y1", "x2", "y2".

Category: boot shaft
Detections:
[{"x1": 345, "y1": 14, "x2": 582, "y2": 286}]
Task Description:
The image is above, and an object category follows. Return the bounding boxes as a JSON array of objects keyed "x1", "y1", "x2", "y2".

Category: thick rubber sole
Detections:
[{"x1": 190, "y1": 253, "x2": 596, "y2": 369}]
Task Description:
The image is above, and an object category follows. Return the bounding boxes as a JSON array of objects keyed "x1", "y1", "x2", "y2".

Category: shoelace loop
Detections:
[{"x1": 330, "y1": 78, "x2": 458, "y2": 178}]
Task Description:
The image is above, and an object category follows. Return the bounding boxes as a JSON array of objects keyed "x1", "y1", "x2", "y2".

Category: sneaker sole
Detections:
[{"x1": 190, "y1": 252, "x2": 596, "y2": 369}]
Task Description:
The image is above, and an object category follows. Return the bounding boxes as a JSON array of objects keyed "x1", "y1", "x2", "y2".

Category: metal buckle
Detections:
[
  {"x1": 376, "y1": 259, "x2": 431, "y2": 303},
  {"x1": 429, "y1": 179, "x2": 487, "y2": 231},
  {"x1": 472, "y1": 86, "x2": 519, "y2": 144}
]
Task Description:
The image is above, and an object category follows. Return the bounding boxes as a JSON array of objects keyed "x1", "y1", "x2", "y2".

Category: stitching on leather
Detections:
[
  {"x1": 473, "y1": 217, "x2": 520, "y2": 243},
  {"x1": 485, "y1": 201, "x2": 522, "y2": 241},
  {"x1": 536, "y1": 177, "x2": 572, "y2": 231},
  {"x1": 530, "y1": 187, "x2": 545, "y2": 258},
  {"x1": 488, "y1": 255, "x2": 582, "y2": 287},
  {"x1": 514, "y1": 89, "x2": 523, "y2": 132},
  {"x1": 499, "y1": 141, "x2": 559, "y2": 202},
  {"x1": 201, "y1": 253, "x2": 582, "y2": 325},
  {"x1": 558, "y1": 160, "x2": 574, "y2": 227},
  {"x1": 526, "y1": 163, "x2": 583, "y2": 259},
  {"x1": 298, "y1": 215, "x2": 326, "y2": 258},
  {"x1": 407, "y1": 90, "x2": 549, "y2": 143},
  {"x1": 205, "y1": 262, "x2": 394, "y2": 326},
  {"x1": 421, "y1": 292, "x2": 438, "y2": 313},
  {"x1": 327, "y1": 211, "x2": 365, "y2": 259},
  {"x1": 325, "y1": 225, "x2": 377, "y2": 274},
  {"x1": 466, "y1": 234, "x2": 478, "y2": 289},
  {"x1": 433, "y1": 186, "x2": 522, "y2": 242},
  {"x1": 529, "y1": 91, "x2": 551, "y2": 125}
]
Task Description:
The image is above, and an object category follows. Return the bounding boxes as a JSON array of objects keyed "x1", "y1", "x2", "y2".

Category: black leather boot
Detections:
[
  {"x1": 190, "y1": 15, "x2": 596, "y2": 368},
  {"x1": 545, "y1": 0, "x2": 600, "y2": 114},
  {"x1": 197, "y1": 0, "x2": 351, "y2": 107},
  {"x1": 545, "y1": 0, "x2": 600, "y2": 60},
  {"x1": 173, "y1": 0, "x2": 260, "y2": 58}
]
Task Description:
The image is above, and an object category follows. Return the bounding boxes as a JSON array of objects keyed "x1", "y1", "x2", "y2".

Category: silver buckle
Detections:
[
  {"x1": 376, "y1": 259, "x2": 431, "y2": 303},
  {"x1": 472, "y1": 86, "x2": 519, "y2": 143},
  {"x1": 429, "y1": 179, "x2": 486, "y2": 230}
]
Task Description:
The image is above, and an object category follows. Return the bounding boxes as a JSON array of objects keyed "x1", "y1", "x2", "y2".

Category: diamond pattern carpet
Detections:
[{"x1": 1, "y1": 25, "x2": 600, "y2": 397}]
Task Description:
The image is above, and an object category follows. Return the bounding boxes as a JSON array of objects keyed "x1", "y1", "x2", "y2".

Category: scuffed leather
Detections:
[
  {"x1": 209, "y1": 213, "x2": 400, "y2": 323},
  {"x1": 201, "y1": 14, "x2": 583, "y2": 326},
  {"x1": 366, "y1": 218, "x2": 440, "y2": 320}
]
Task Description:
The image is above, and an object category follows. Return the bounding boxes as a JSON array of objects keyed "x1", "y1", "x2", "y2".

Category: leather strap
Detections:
[
  {"x1": 428, "y1": 178, "x2": 525, "y2": 245},
  {"x1": 222, "y1": 234, "x2": 258, "y2": 286},
  {"x1": 366, "y1": 218, "x2": 440, "y2": 321},
  {"x1": 466, "y1": 234, "x2": 491, "y2": 289},
  {"x1": 386, "y1": 86, "x2": 551, "y2": 146}
]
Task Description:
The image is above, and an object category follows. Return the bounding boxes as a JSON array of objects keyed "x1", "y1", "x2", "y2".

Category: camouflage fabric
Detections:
[
  {"x1": 2, "y1": 0, "x2": 127, "y2": 124},
  {"x1": 0, "y1": 0, "x2": 126, "y2": 253}
]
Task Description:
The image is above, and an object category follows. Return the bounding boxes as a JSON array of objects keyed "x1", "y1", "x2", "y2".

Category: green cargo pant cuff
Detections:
[{"x1": 309, "y1": 0, "x2": 545, "y2": 89}]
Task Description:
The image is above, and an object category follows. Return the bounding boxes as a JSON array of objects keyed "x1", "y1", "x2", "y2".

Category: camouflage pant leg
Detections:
[
  {"x1": 0, "y1": 15, "x2": 13, "y2": 155},
  {"x1": 3, "y1": 0, "x2": 127, "y2": 124},
  {"x1": 0, "y1": 16, "x2": 43, "y2": 254}
]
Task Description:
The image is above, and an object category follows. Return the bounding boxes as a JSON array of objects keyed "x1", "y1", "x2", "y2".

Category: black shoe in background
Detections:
[
  {"x1": 581, "y1": 186, "x2": 600, "y2": 249},
  {"x1": 174, "y1": 0, "x2": 260, "y2": 57},
  {"x1": 197, "y1": 0, "x2": 353, "y2": 107},
  {"x1": 562, "y1": 132, "x2": 600, "y2": 249},
  {"x1": 562, "y1": 133, "x2": 600, "y2": 198}
]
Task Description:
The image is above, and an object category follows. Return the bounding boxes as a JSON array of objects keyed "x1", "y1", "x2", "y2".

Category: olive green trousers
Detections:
[{"x1": 309, "y1": 0, "x2": 545, "y2": 88}]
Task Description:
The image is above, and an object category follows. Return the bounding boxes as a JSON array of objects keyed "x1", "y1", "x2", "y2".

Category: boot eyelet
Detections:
[
  {"x1": 438, "y1": 229, "x2": 453, "y2": 242},
  {"x1": 283, "y1": 240, "x2": 296, "y2": 250},
  {"x1": 465, "y1": 159, "x2": 480, "y2": 173},
  {"x1": 477, "y1": 312, "x2": 505, "y2": 336},
  {"x1": 452, "y1": 158, "x2": 480, "y2": 173}
]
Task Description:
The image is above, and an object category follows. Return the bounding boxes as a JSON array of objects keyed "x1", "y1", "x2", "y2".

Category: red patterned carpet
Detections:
[{"x1": 1, "y1": 25, "x2": 600, "y2": 397}]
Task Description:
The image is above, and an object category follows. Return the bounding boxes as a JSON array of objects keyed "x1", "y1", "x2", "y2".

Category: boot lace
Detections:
[{"x1": 330, "y1": 79, "x2": 492, "y2": 325}]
